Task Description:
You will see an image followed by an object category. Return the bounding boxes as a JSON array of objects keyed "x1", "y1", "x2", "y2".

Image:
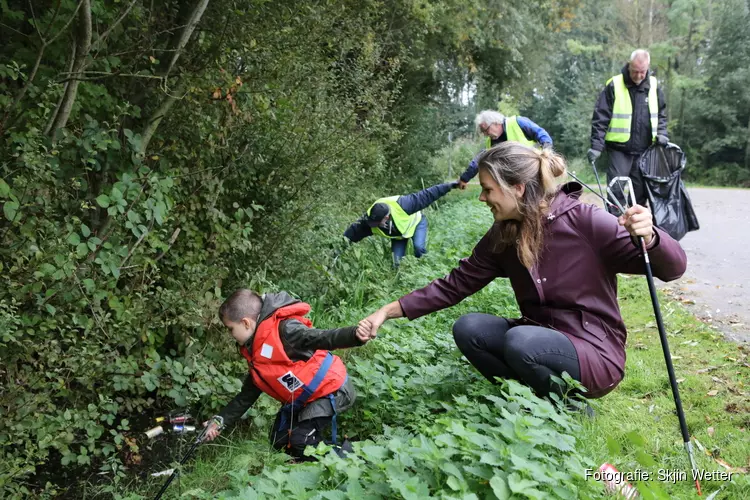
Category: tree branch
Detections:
[
  {"x1": 92, "y1": 0, "x2": 139, "y2": 51},
  {"x1": 1, "y1": 0, "x2": 83, "y2": 136},
  {"x1": 138, "y1": 84, "x2": 182, "y2": 154},
  {"x1": 43, "y1": 40, "x2": 76, "y2": 136},
  {"x1": 27, "y1": 0, "x2": 43, "y2": 41},
  {"x1": 154, "y1": 227, "x2": 181, "y2": 263},
  {"x1": 163, "y1": 0, "x2": 210, "y2": 80},
  {"x1": 47, "y1": 0, "x2": 92, "y2": 138}
]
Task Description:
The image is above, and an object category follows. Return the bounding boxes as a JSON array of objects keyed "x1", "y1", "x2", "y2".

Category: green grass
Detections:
[
  {"x1": 115, "y1": 187, "x2": 748, "y2": 500},
  {"x1": 578, "y1": 276, "x2": 750, "y2": 499}
]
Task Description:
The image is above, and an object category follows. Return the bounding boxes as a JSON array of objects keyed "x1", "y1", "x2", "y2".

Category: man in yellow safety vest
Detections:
[
  {"x1": 343, "y1": 181, "x2": 458, "y2": 266},
  {"x1": 457, "y1": 110, "x2": 553, "y2": 189},
  {"x1": 588, "y1": 49, "x2": 669, "y2": 212}
]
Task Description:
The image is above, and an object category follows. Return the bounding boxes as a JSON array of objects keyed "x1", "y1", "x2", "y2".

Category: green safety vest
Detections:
[
  {"x1": 604, "y1": 74, "x2": 659, "y2": 143},
  {"x1": 368, "y1": 196, "x2": 422, "y2": 240},
  {"x1": 485, "y1": 116, "x2": 536, "y2": 149}
]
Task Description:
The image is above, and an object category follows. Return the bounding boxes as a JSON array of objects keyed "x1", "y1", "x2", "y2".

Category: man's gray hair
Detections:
[
  {"x1": 630, "y1": 49, "x2": 650, "y2": 64},
  {"x1": 474, "y1": 110, "x2": 505, "y2": 134}
]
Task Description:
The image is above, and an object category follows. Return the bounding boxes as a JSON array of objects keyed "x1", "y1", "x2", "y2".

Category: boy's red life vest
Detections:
[{"x1": 239, "y1": 301, "x2": 347, "y2": 404}]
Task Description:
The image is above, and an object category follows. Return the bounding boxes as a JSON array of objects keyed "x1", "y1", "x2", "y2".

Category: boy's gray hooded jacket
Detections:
[{"x1": 218, "y1": 292, "x2": 360, "y2": 427}]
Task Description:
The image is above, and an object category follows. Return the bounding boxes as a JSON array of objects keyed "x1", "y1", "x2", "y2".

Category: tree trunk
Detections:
[
  {"x1": 163, "y1": 0, "x2": 211, "y2": 80},
  {"x1": 678, "y1": 6, "x2": 697, "y2": 145},
  {"x1": 43, "y1": 40, "x2": 77, "y2": 136},
  {"x1": 47, "y1": 0, "x2": 92, "y2": 138},
  {"x1": 139, "y1": 89, "x2": 180, "y2": 154},
  {"x1": 648, "y1": 0, "x2": 654, "y2": 45},
  {"x1": 745, "y1": 113, "x2": 750, "y2": 170}
]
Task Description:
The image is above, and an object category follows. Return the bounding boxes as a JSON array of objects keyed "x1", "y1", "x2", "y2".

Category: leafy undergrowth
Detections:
[{"x1": 119, "y1": 188, "x2": 748, "y2": 499}]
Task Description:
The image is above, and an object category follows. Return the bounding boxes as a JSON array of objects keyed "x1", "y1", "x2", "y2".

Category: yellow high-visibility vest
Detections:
[
  {"x1": 368, "y1": 196, "x2": 421, "y2": 239},
  {"x1": 485, "y1": 116, "x2": 536, "y2": 149},
  {"x1": 605, "y1": 74, "x2": 658, "y2": 143}
]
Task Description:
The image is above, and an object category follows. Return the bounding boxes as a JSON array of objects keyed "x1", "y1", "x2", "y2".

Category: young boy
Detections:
[{"x1": 203, "y1": 289, "x2": 370, "y2": 460}]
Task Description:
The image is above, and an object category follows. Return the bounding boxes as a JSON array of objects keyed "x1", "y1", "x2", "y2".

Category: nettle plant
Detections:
[{"x1": 182, "y1": 380, "x2": 602, "y2": 499}]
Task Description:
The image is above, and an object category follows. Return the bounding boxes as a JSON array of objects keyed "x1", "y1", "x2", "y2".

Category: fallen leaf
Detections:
[
  {"x1": 707, "y1": 390, "x2": 719, "y2": 396},
  {"x1": 672, "y1": 356, "x2": 683, "y2": 360},
  {"x1": 677, "y1": 378, "x2": 685, "y2": 383},
  {"x1": 711, "y1": 376, "x2": 725, "y2": 384},
  {"x1": 707, "y1": 427, "x2": 715, "y2": 437},
  {"x1": 696, "y1": 366, "x2": 720, "y2": 374},
  {"x1": 693, "y1": 438, "x2": 706, "y2": 452}
]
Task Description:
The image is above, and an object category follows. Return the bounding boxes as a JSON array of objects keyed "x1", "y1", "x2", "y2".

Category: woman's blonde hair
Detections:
[{"x1": 476, "y1": 142, "x2": 567, "y2": 269}]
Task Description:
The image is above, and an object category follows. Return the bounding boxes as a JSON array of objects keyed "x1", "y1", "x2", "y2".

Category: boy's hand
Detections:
[
  {"x1": 356, "y1": 319, "x2": 372, "y2": 344},
  {"x1": 202, "y1": 419, "x2": 222, "y2": 442}
]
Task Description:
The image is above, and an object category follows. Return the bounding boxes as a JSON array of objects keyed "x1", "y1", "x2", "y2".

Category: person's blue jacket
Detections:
[
  {"x1": 344, "y1": 181, "x2": 457, "y2": 242},
  {"x1": 460, "y1": 116, "x2": 553, "y2": 183}
]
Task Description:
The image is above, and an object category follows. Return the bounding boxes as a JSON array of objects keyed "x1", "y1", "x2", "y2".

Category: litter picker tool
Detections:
[
  {"x1": 607, "y1": 175, "x2": 702, "y2": 496},
  {"x1": 153, "y1": 415, "x2": 224, "y2": 500},
  {"x1": 590, "y1": 160, "x2": 606, "y2": 200},
  {"x1": 565, "y1": 170, "x2": 623, "y2": 214}
]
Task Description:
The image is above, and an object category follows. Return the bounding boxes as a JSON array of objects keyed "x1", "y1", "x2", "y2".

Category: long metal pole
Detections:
[
  {"x1": 599, "y1": 170, "x2": 702, "y2": 496},
  {"x1": 637, "y1": 235, "x2": 701, "y2": 495},
  {"x1": 154, "y1": 423, "x2": 212, "y2": 500}
]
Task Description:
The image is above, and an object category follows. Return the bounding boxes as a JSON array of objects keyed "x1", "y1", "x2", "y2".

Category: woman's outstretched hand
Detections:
[
  {"x1": 361, "y1": 300, "x2": 405, "y2": 340},
  {"x1": 618, "y1": 204, "x2": 655, "y2": 245}
]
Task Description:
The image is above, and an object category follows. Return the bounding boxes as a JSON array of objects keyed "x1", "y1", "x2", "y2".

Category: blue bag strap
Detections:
[
  {"x1": 277, "y1": 352, "x2": 335, "y2": 434},
  {"x1": 295, "y1": 352, "x2": 334, "y2": 407},
  {"x1": 327, "y1": 374, "x2": 347, "y2": 445}
]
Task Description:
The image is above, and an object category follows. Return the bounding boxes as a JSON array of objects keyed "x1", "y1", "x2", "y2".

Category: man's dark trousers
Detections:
[{"x1": 605, "y1": 149, "x2": 647, "y2": 214}]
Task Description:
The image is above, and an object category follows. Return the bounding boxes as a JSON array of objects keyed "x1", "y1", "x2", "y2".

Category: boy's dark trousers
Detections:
[{"x1": 269, "y1": 411, "x2": 334, "y2": 461}]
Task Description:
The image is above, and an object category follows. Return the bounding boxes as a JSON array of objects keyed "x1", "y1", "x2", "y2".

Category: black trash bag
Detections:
[{"x1": 638, "y1": 143, "x2": 699, "y2": 241}]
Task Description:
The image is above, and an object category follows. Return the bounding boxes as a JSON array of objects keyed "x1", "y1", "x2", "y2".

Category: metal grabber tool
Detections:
[
  {"x1": 608, "y1": 175, "x2": 702, "y2": 496},
  {"x1": 153, "y1": 415, "x2": 224, "y2": 500}
]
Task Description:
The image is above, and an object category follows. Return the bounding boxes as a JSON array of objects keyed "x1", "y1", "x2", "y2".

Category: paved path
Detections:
[{"x1": 659, "y1": 187, "x2": 750, "y2": 344}]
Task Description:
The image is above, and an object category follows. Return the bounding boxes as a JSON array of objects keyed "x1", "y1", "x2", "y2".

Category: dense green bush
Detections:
[{"x1": 0, "y1": 1, "x2": 561, "y2": 495}]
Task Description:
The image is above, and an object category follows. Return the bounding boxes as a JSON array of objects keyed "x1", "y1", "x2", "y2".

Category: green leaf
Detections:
[
  {"x1": 479, "y1": 452, "x2": 503, "y2": 466},
  {"x1": 45, "y1": 304, "x2": 56, "y2": 315},
  {"x1": 67, "y1": 233, "x2": 81, "y2": 245},
  {"x1": 0, "y1": 178, "x2": 9, "y2": 197},
  {"x1": 83, "y1": 279, "x2": 95, "y2": 292},
  {"x1": 154, "y1": 201, "x2": 166, "y2": 224},
  {"x1": 507, "y1": 473, "x2": 539, "y2": 494},
  {"x1": 626, "y1": 431, "x2": 646, "y2": 448},
  {"x1": 490, "y1": 475, "x2": 510, "y2": 500},
  {"x1": 3, "y1": 200, "x2": 19, "y2": 221},
  {"x1": 606, "y1": 435, "x2": 622, "y2": 455},
  {"x1": 39, "y1": 263, "x2": 56, "y2": 275},
  {"x1": 76, "y1": 243, "x2": 89, "y2": 258},
  {"x1": 635, "y1": 449, "x2": 657, "y2": 467},
  {"x1": 96, "y1": 195, "x2": 111, "y2": 208},
  {"x1": 361, "y1": 444, "x2": 389, "y2": 461},
  {"x1": 81, "y1": 224, "x2": 91, "y2": 237},
  {"x1": 446, "y1": 476, "x2": 461, "y2": 491}
]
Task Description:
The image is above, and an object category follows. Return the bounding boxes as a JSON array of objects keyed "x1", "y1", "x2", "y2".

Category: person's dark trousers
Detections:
[
  {"x1": 452, "y1": 313, "x2": 582, "y2": 399},
  {"x1": 269, "y1": 412, "x2": 333, "y2": 461},
  {"x1": 391, "y1": 216, "x2": 428, "y2": 266},
  {"x1": 605, "y1": 149, "x2": 647, "y2": 214}
]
